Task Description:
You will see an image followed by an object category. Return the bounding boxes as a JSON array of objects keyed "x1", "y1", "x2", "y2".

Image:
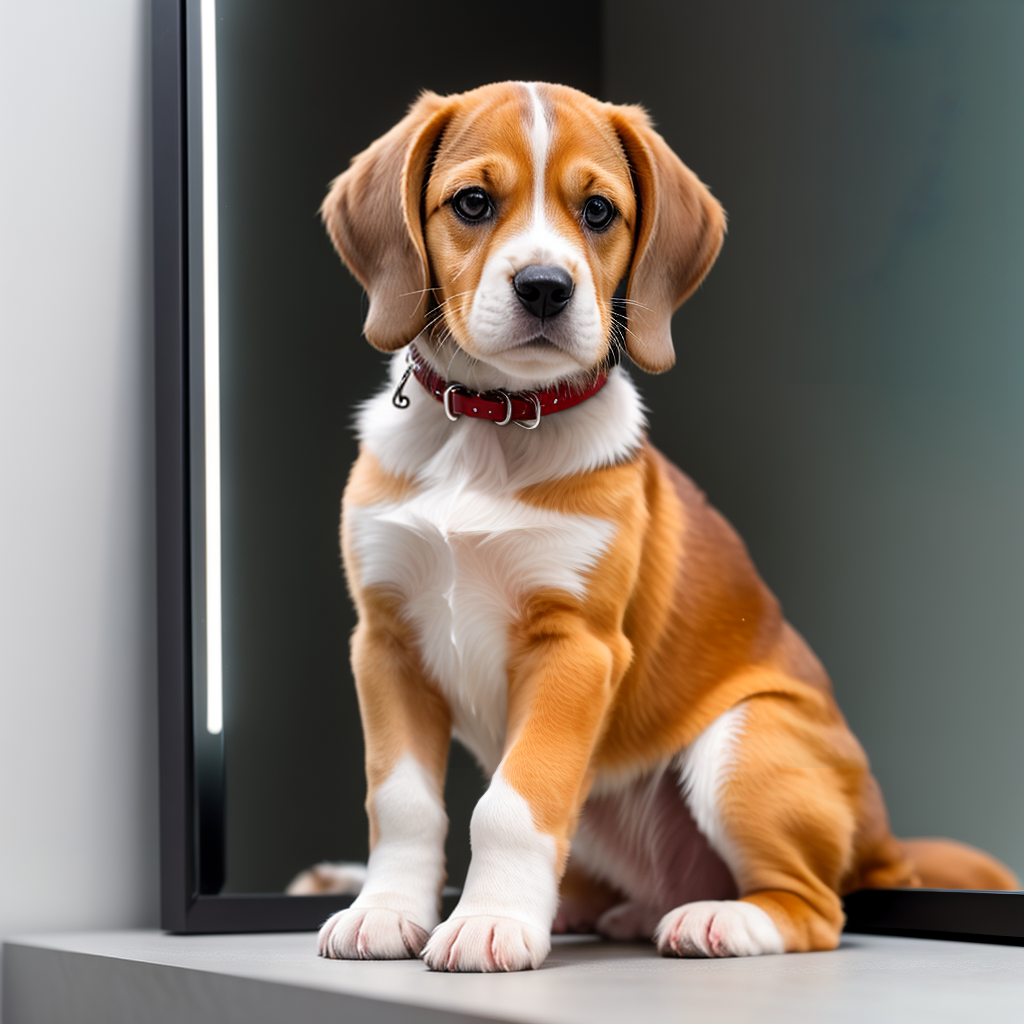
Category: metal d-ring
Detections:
[
  {"x1": 513, "y1": 391, "x2": 542, "y2": 430},
  {"x1": 495, "y1": 390, "x2": 513, "y2": 426},
  {"x1": 443, "y1": 383, "x2": 465, "y2": 422}
]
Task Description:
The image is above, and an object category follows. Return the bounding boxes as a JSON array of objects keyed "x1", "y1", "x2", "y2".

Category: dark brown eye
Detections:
[
  {"x1": 583, "y1": 195, "x2": 616, "y2": 232},
  {"x1": 451, "y1": 187, "x2": 492, "y2": 223}
]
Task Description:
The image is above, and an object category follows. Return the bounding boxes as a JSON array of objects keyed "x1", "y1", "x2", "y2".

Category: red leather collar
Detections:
[{"x1": 398, "y1": 346, "x2": 608, "y2": 428}]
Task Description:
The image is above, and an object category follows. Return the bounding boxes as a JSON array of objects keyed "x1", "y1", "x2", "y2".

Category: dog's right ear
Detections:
[{"x1": 321, "y1": 92, "x2": 451, "y2": 351}]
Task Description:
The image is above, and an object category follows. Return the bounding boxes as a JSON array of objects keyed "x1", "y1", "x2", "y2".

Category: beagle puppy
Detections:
[{"x1": 314, "y1": 82, "x2": 1017, "y2": 972}]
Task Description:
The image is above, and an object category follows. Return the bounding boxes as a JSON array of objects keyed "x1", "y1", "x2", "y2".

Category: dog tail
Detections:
[{"x1": 901, "y1": 838, "x2": 1020, "y2": 891}]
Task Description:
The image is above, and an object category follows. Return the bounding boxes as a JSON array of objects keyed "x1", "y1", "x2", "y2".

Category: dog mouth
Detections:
[
  {"x1": 499, "y1": 335, "x2": 573, "y2": 358},
  {"x1": 519, "y1": 336, "x2": 559, "y2": 350}
]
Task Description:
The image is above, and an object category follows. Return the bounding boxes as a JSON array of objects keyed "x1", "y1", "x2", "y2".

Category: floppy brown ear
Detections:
[
  {"x1": 321, "y1": 92, "x2": 451, "y2": 351},
  {"x1": 608, "y1": 105, "x2": 726, "y2": 373}
]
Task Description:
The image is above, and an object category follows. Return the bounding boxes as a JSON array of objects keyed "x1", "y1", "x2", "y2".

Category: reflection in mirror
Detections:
[{"x1": 187, "y1": 0, "x2": 1024, "y2": 900}]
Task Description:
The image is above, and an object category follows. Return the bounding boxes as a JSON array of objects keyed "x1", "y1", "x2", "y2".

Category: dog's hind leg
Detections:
[
  {"x1": 318, "y1": 595, "x2": 453, "y2": 961},
  {"x1": 658, "y1": 692, "x2": 892, "y2": 957},
  {"x1": 552, "y1": 860, "x2": 623, "y2": 935}
]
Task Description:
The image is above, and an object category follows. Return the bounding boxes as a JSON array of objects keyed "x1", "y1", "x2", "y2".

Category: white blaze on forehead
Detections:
[
  {"x1": 463, "y1": 82, "x2": 610, "y2": 379},
  {"x1": 525, "y1": 83, "x2": 550, "y2": 229}
]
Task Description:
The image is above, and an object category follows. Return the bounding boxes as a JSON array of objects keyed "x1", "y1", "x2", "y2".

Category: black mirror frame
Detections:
[{"x1": 153, "y1": 0, "x2": 1024, "y2": 941}]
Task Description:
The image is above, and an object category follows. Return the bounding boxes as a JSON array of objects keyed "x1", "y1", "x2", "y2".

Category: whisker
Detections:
[
  {"x1": 446, "y1": 344, "x2": 460, "y2": 376},
  {"x1": 448, "y1": 251, "x2": 480, "y2": 285},
  {"x1": 396, "y1": 285, "x2": 441, "y2": 299},
  {"x1": 433, "y1": 288, "x2": 476, "y2": 306},
  {"x1": 611, "y1": 320, "x2": 640, "y2": 343},
  {"x1": 610, "y1": 311, "x2": 644, "y2": 348},
  {"x1": 615, "y1": 300, "x2": 656, "y2": 318}
]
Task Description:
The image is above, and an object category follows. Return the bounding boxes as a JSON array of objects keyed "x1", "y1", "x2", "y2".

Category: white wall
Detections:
[{"x1": 0, "y1": 0, "x2": 159, "y2": 974}]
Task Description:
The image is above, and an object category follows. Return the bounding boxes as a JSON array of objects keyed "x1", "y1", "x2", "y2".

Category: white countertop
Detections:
[{"x1": 5, "y1": 929, "x2": 1024, "y2": 1024}]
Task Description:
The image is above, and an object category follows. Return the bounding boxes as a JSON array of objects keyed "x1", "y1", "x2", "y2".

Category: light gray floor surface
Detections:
[{"x1": 5, "y1": 929, "x2": 1024, "y2": 1024}]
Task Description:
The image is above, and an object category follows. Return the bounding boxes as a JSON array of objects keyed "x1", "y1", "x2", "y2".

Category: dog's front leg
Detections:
[
  {"x1": 421, "y1": 619, "x2": 618, "y2": 972},
  {"x1": 319, "y1": 598, "x2": 452, "y2": 960}
]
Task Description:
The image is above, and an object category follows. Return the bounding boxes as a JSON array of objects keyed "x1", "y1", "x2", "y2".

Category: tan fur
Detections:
[{"x1": 328, "y1": 82, "x2": 1017, "y2": 964}]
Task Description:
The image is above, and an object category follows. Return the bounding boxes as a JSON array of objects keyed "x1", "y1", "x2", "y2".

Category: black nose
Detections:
[{"x1": 512, "y1": 265, "x2": 574, "y2": 319}]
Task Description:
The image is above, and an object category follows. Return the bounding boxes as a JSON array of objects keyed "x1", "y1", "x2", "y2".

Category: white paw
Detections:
[
  {"x1": 287, "y1": 861, "x2": 367, "y2": 896},
  {"x1": 318, "y1": 907, "x2": 430, "y2": 960},
  {"x1": 596, "y1": 900, "x2": 663, "y2": 941},
  {"x1": 655, "y1": 900, "x2": 785, "y2": 958},
  {"x1": 421, "y1": 915, "x2": 551, "y2": 973}
]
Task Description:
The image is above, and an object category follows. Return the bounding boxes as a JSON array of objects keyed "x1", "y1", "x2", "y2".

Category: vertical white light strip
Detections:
[{"x1": 201, "y1": 0, "x2": 223, "y2": 735}]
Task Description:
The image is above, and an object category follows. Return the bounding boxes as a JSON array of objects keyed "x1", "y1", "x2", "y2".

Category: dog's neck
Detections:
[{"x1": 356, "y1": 348, "x2": 648, "y2": 490}]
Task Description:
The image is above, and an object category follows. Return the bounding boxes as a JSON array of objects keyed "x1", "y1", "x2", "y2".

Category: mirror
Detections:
[{"x1": 156, "y1": 0, "x2": 1024, "y2": 934}]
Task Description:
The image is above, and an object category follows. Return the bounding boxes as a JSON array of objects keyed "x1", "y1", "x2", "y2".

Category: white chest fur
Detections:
[{"x1": 347, "y1": 352, "x2": 646, "y2": 772}]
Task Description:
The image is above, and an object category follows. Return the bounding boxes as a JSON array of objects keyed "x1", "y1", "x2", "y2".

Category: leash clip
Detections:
[{"x1": 391, "y1": 350, "x2": 417, "y2": 409}]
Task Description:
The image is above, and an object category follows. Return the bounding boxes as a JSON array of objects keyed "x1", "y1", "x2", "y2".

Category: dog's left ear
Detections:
[
  {"x1": 608, "y1": 105, "x2": 726, "y2": 373},
  {"x1": 321, "y1": 92, "x2": 452, "y2": 351}
]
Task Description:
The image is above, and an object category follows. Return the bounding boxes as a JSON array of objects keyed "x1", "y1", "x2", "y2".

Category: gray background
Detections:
[
  {"x1": 604, "y1": 0, "x2": 1024, "y2": 873},
  {"x1": 210, "y1": 0, "x2": 1024, "y2": 893}
]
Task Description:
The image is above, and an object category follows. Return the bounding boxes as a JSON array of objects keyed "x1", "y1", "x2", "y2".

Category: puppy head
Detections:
[{"x1": 322, "y1": 83, "x2": 725, "y2": 386}]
